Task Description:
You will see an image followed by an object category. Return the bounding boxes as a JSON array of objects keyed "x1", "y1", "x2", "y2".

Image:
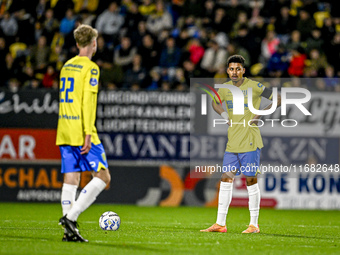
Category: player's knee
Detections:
[
  {"x1": 94, "y1": 168, "x2": 111, "y2": 184},
  {"x1": 246, "y1": 177, "x2": 257, "y2": 186},
  {"x1": 101, "y1": 168, "x2": 111, "y2": 184},
  {"x1": 64, "y1": 172, "x2": 80, "y2": 186},
  {"x1": 104, "y1": 169, "x2": 111, "y2": 184},
  {"x1": 221, "y1": 172, "x2": 234, "y2": 182}
]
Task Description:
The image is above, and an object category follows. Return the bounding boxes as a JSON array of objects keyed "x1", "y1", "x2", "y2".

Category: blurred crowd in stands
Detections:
[{"x1": 0, "y1": 0, "x2": 339, "y2": 92}]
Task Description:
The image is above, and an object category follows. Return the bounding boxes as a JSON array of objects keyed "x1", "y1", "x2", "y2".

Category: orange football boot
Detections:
[
  {"x1": 200, "y1": 223, "x2": 227, "y2": 233},
  {"x1": 242, "y1": 224, "x2": 260, "y2": 233}
]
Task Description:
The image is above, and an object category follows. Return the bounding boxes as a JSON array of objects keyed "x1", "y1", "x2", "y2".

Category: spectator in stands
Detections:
[
  {"x1": 230, "y1": 11, "x2": 248, "y2": 38},
  {"x1": 59, "y1": 8, "x2": 76, "y2": 36},
  {"x1": 288, "y1": 46, "x2": 306, "y2": 77},
  {"x1": 173, "y1": 68, "x2": 187, "y2": 87},
  {"x1": 114, "y1": 36, "x2": 137, "y2": 71},
  {"x1": 8, "y1": 78, "x2": 20, "y2": 92},
  {"x1": 146, "y1": 67, "x2": 162, "y2": 90},
  {"x1": 30, "y1": 35, "x2": 50, "y2": 73},
  {"x1": 19, "y1": 65, "x2": 34, "y2": 85},
  {"x1": 52, "y1": 0, "x2": 74, "y2": 21},
  {"x1": 234, "y1": 24, "x2": 258, "y2": 65},
  {"x1": 260, "y1": 30, "x2": 280, "y2": 65},
  {"x1": 49, "y1": 31, "x2": 65, "y2": 70},
  {"x1": 78, "y1": 9, "x2": 96, "y2": 26},
  {"x1": 211, "y1": 30, "x2": 229, "y2": 49},
  {"x1": 181, "y1": 0, "x2": 204, "y2": 18},
  {"x1": 187, "y1": 38, "x2": 205, "y2": 65},
  {"x1": 226, "y1": 41, "x2": 250, "y2": 68},
  {"x1": 321, "y1": 17, "x2": 335, "y2": 42},
  {"x1": 296, "y1": 9, "x2": 315, "y2": 41},
  {"x1": 138, "y1": 34, "x2": 161, "y2": 71},
  {"x1": 304, "y1": 48, "x2": 328, "y2": 77},
  {"x1": 43, "y1": 9, "x2": 59, "y2": 44},
  {"x1": 159, "y1": 36, "x2": 181, "y2": 80},
  {"x1": 324, "y1": 33, "x2": 340, "y2": 77},
  {"x1": 146, "y1": 0, "x2": 172, "y2": 35},
  {"x1": 101, "y1": 62, "x2": 124, "y2": 90},
  {"x1": 214, "y1": 65, "x2": 228, "y2": 79},
  {"x1": 176, "y1": 28, "x2": 190, "y2": 49},
  {"x1": 42, "y1": 65, "x2": 58, "y2": 88},
  {"x1": 251, "y1": 15, "x2": 266, "y2": 46},
  {"x1": 120, "y1": 0, "x2": 134, "y2": 16},
  {"x1": 201, "y1": 0, "x2": 216, "y2": 29},
  {"x1": 123, "y1": 54, "x2": 147, "y2": 89},
  {"x1": 74, "y1": 0, "x2": 99, "y2": 13},
  {"x1": 248, "y1": 0, "x2": 264, "y2": 27},
  {"x1": 274, "y1": 5, "x2": 296, "y2": 43},
  {"x1": 34, "y1": 21, "x2": 44, "y2": 42},
  {"x1": 160, "y1": 79, "x2": 171, "y2": 91},
  {"x1": 286, "y1": 30, "x2": 302, "y2": 52},
  {"x1": 183, "y1": 60, "x2": 201, "y2": 86},
  {"x1": 211, "y1": 8, "x2": 228, "y2": 33},
  {"x1": 324, "y1": 65, "x2": 338, "y2": 91},
  {"x1": 267, "y1": 43, "x2": 289, "y2": 78},
  {"x1": 224, "y1": 0, "x2": 244, "y2": 33},
  {"x1": 130, "y1": 20, "x2": 149, "y2": 48},
  {"x1": 3, "y1": 52, "x2": 18, "y2": 84},
  {"x1": 92, "y1": 35, "x2": 113, "y2": 67},
  {"x1": 36, "y1": 0, "x2": 51, "y2": 20},
  {"x1": 23, "y1": 78, "x2": 40, "y2": 90},
  {"x1": 181, "y1": 15, "x2": 200, "y2": 38},
  {"x1": 95, "y1": 2, "x2": 124, "y2": 44},
  {"x1": 200, "y1": 40, "x2": 226, "y2": 75},
  {"x1": 313, "y1": 78, "x2": 327, "y2": 91},
  {"x1": 0, "y1": 11, "x2": 18, "y2": 42},
  {"x1": 157, "y1": 28, "x2": 171, "y2": 46},
  {"x1": 305, "y1": 28, "x2": 324, "y2": 54},
  {"x1": 15, "y1": 9, "x2": 35, "y2": 46},
  {"x1": 139, "y1": 0, "x2": 156, "y2": 17},
  {"x1": 0, "y1": 37, "x2": 7, "y2": 84},
  {"x1": 123, "y1": 2, "x2": 144, "y2": 35}
]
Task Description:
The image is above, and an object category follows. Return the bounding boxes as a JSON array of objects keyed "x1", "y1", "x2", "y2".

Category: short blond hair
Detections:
[{"x1": 73, "y1": 24, "x2": 98, "y2": 48}]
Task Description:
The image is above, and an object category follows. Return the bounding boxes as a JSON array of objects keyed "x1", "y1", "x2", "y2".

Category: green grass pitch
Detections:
[{"x1": 0, "y1": 203, "x2": 339, "y2": 255}]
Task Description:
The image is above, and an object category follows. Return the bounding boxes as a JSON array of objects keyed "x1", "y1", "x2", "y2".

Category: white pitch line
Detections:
[{"x1": 92, "y1": 240, "x2": 217, "y2": 246}]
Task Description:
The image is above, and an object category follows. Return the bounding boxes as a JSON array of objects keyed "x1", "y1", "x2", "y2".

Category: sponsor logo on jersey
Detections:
[{"x1": 90, "y1": 78, "x2": 98, "y2": 86}]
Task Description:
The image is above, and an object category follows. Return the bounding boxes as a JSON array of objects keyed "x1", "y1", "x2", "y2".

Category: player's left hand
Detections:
[
  {"x1": 81, "y1": 135, "x2": 92, "y2": 154},
  {"x1": 249, "y1": 116, "x2": 261, "y2": 126}
]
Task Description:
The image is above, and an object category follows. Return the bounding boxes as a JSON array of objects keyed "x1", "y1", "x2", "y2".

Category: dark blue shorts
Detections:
[
  {"x1": 59, "y1": 143, "x2": 108, "y2": 173},
  {"x1": 222, "y1": 148, "x2": 261, "y2": 177}
]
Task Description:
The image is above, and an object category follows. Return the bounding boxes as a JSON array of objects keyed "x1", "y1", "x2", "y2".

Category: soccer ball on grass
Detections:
[{"x1": 99, "y1": 211, "x2": 120, "y2": 231}]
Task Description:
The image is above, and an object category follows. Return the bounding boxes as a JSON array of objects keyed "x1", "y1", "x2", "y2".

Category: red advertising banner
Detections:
[{"x1": 0, "y1": 129, "x2": 60, "y2": 160}]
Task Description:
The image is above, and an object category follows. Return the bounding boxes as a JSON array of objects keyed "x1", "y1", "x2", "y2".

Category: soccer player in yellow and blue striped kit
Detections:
[
  {"x1": 201, "y1": 55, "x2": 281, "y2": 234},
  {"x1": 56, "y1": 24, "x2": 111, "y2": 242}
]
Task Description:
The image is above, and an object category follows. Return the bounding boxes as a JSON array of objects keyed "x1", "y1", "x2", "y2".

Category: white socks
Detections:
[
  {"x1": 61, "y1": 183, "x2": 78, "y2": 216},
  {"x1": 67, "y1": 177, "x2": 107, "y2": 222},
  {"x1": 216, "y1": 182, "x2": 233, "y2": 226},
  {"x1": 247, "y1": 183, "x2": 260, "y2": 228}
]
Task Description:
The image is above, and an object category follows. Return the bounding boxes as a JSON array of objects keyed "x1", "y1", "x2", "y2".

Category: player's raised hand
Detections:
[{"x1": 81, "y1": 134, "x2": 92, "y2": 154}]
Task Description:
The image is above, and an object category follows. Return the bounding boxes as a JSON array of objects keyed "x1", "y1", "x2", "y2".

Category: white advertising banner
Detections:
[{"x1": 230, "y1": 171, "x2": 340, "y2": 209}]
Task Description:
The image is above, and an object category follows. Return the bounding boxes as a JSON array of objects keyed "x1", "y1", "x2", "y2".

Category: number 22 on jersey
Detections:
[{"x1": 60, "y1": 77, "x2": 74, "y2": 103}]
